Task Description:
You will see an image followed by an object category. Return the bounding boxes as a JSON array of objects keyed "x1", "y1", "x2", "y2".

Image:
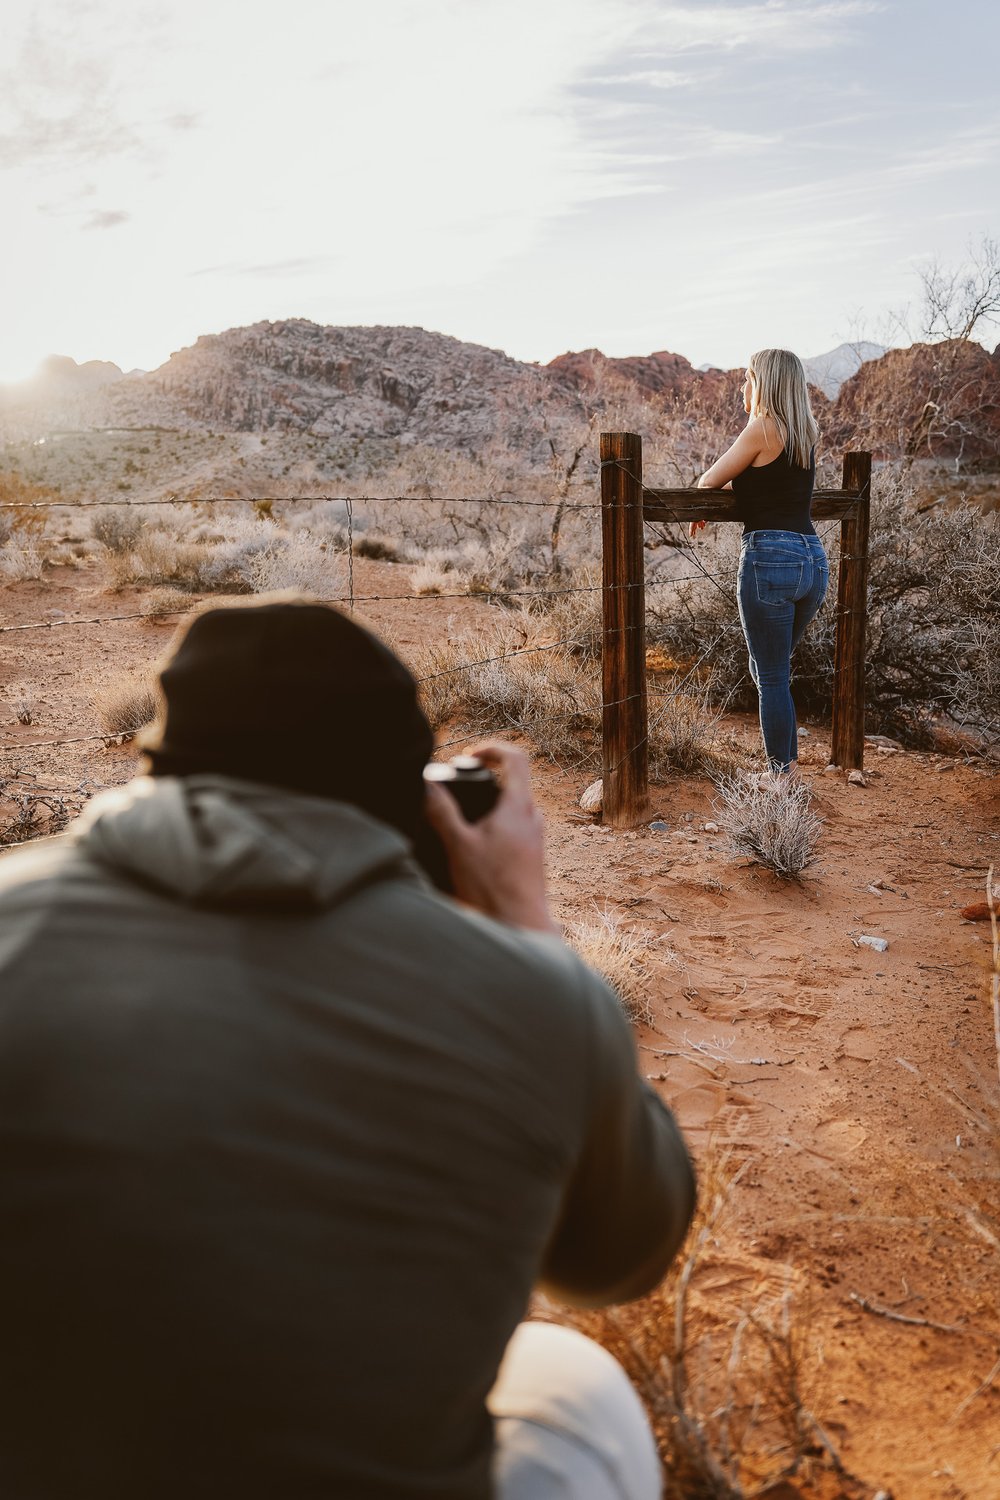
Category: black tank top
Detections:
[{"x1": 730, "y1": 445, "x2": 816, "y2": 535}]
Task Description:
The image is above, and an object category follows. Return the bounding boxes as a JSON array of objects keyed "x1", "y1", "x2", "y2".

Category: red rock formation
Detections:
[{"x1": 828, "y1": 339, "x2": 1000, "y2": 463}]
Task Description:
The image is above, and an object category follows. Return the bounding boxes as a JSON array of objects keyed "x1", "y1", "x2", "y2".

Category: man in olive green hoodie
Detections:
[{"x1": 0, "y1": 599, "x2": 694, "y2": 1500}]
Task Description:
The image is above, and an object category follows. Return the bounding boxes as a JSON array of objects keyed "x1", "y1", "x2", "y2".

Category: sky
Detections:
[{"x1": 1, "y1": 0, "x2": 998, "y2": 382}]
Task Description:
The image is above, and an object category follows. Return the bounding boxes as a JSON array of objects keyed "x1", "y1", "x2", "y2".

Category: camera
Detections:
[{"x1": 422, "y1": 755, "x2": 499, "y2": 823}]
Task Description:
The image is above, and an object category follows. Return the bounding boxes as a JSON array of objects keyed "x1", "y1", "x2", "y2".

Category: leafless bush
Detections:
[
  {"x1": 195, "y1": 513, "x2": 277, "y2": 592},
  {"x1": 244, "y1": 531, "x2": 343, "y2": 597},
  {"x1": 715, "y1": 772, "x2": 822, "y2": 878},
  {"x1": 526, "y1": 566, "x2": 603, "y2": 664},
  {"x1": 92, "y1": 671, "x2": 159, "y2": 739},
  {"x1": 184, "y1": 515, "x2": 342, "y2": 598},
  {"x1": 91, "y1": 507, "x2": 145, "y2": 555},
  {"x1": 566, "y1": 908, "x2": 662, "y2": 1026},
  {"x1": 0, "y1": 790, "x2": 71, "y2": 845}
]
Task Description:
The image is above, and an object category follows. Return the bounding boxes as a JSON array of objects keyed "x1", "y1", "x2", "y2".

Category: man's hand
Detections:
[
  {"x1": 424, "y1": 741, "x2": 557, "y2": 934},
  {"x1": 688, "y1": 519, "x2": 706, "y2": 540}
]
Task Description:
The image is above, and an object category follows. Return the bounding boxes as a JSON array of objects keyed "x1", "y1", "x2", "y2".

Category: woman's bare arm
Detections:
[{"x1": 689, "y1": 418, "x2": 775, "y2": 537}]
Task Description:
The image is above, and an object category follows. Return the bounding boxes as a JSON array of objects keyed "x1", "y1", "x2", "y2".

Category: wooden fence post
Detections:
[
  {"x1": 830, "y1": 451, "x2": 872, "y2": 771},
  {"x1": 600, "y1": 432, "x2": 649, "y2": 827}
]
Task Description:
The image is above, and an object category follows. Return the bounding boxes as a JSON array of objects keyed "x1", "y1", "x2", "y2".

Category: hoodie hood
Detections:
[{"x1": 74, "y1": 776, "x2": 421, "y2": 911}]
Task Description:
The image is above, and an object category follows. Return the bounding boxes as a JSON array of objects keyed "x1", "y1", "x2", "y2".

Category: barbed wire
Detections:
[
  {"x1": 0, "y1": 568, "x2": 748, "y2": 637},
  {"x1": 0, "y1": 492, "x2": 602, "y2": 512}
]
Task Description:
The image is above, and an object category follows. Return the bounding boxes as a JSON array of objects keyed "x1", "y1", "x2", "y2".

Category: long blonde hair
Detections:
[{"x1": 747, "y1": 348, "x2": 818, "y2": 469}]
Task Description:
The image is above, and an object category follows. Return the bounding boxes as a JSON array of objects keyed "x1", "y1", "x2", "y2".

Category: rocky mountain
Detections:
[
  {"x1": 100, "y1": 321, "x2": 588, "y2": 464},
  {"x1": 826, "y1": 338, "x2": 1000, "y2": 463},
  {"x1": 2, "y1": 321, "x2": 995, "y2": 470},
  {"x1": 545, "y1": 346, "x2": 709, "y2": 401},
  {"x1": 546, "y1": 341, "x2": 886, "y2": 404},
  {"x1": 801, "y1": 341, "x2": 886, "y2": 398}
]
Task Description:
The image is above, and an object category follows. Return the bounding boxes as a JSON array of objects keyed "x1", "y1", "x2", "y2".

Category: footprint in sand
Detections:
[
  {"x1": 671, "y1": 1082, "x2": 727, "y2": 1131},
  {"x1": 837, "y1": 1025, "x2": 877, "y2": 1063},
  {"x1": 814, "y1": 1117, "x2": 868, "y2": 1155}
]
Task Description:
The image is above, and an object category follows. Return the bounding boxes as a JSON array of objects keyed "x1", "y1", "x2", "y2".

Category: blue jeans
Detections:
[{"x1": 737, "y1": 530, "x2": 829, "y2": 773}]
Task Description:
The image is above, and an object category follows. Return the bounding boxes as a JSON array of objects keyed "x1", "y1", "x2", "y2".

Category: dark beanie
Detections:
[{"x1": 141, "y1": 600, "x2": 434, "y2": 840}]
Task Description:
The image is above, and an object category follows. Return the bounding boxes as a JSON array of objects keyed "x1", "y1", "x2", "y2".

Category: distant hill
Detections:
[{"x1": 1, "y1": 323, "x2": 994, "y2": 469}]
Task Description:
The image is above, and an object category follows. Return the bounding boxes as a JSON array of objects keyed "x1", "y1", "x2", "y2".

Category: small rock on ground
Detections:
[{"x1": 579, "y1": 778, "x2": 603, "y2": 812}]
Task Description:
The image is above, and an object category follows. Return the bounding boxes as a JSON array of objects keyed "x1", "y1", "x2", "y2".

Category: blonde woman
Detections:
[{"x1": 691, "y1": 348, "x2": 828, "y2": 776}]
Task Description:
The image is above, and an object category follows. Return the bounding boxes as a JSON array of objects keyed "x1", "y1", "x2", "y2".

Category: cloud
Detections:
[
  {"x1": 0, "y1": 15, "x2": 137, "y2": 170},
  {"x1": 82, "y1": 208, "x2": 130, "y2": 230},
  {"x1": 189, "y1": 256, "x2": 335, "y2": 279},
  {"x1": 633, "y1": 0, "x2": 884, "y2": 52}
]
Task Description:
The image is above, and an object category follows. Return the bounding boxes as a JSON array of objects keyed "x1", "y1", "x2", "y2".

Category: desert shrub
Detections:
[
  {"x1": 188, "y1": 514, "x2": 341, "y2": 598},
  {"x1": 715, "y1": 772, "x2": 822, "y2": 877},
  {"x1": 195, "y1": 513, "x2": 277, "y2": 592},
  {"x1": 408, "y1": 615, "x2": 601, "y2": 763},
  {"x1": 244, "y1": 531, "x2": 344, "y2": 597},
  {"x1": 91, "y1": 506, "x2": 145, "y2": 555},
  {"x1": 0, "y1": 473, "x2": 55, "y2": 538},
  {"x1": 860, "y1": 471, "x2": 1000, "y2": 747},
  {"x1": 142, "y1": 587, "x2": 192, "y2": 622},
  {"x1": 0, "y1": 541, "x2": 45, "y2": 581},
  {"x1": 646, "y1": 467, "x2": 1000, "y2": 750},
  {"x1": 105, "y1": 533, "x2": 210, "y2": 592},
  {"x1": 352, "y1": 531, "x2": 403, "y2": 561},
  {"x1": 565, "y1": 909, "x2": 662, "y2": 1026},
  {"x1": 648, "y1": 679, "x2": 750, "y2": 781},
  {"x1": 92, "y1": 671, "x2": 158, "y2": 739}
]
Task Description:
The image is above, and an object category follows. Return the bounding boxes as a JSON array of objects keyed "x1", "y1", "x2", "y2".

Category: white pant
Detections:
[{"x1": 489, "y1": 1322, "x2": 662, "y2": 1500}]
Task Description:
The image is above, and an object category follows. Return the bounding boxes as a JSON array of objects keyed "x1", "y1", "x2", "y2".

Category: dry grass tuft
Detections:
[
  {"x1": 410, "y1": 561, "x2": 454, "y2": 596},
  {"x1": 566, "y1": 908, "x2": 663, "y2": 1026},
  {"x1": 142, "y1": 587, "x2": 192, "y2": 622},
  {"x1": 408, "y1": 614, "x2": 601, "y2": 763},
  {"x1": 715, "y1": 772, "x2": 822, "y2": 878},
  {"x1": 92, "y1": 671, "x2": 159, "y2": 740},
  {"x1": 5, "y1": 682, "x2": 36, "y2": 725},
  {"x1": 648, "y1": 682, "x2": 751, "y2": 782},
  {"x1": 0, "y1": 541, "x2": 45, "y2": 581}
]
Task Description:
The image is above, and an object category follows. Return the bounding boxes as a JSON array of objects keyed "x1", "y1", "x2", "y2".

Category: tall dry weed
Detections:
[
  {"x1": 92, "y1": 671, "x2": 159, "y2": 740},
  {"x1": 543, "y1": 1151, "x2": 850, "y2": 1497},
  {"x1": 566, "y1": 908, "x2": 669, "y2": 1027}
]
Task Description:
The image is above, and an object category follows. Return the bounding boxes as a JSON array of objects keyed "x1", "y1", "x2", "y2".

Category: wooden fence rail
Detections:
[{"x1": 600, "y1": 432, "x2": 872, "y2": 827}]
